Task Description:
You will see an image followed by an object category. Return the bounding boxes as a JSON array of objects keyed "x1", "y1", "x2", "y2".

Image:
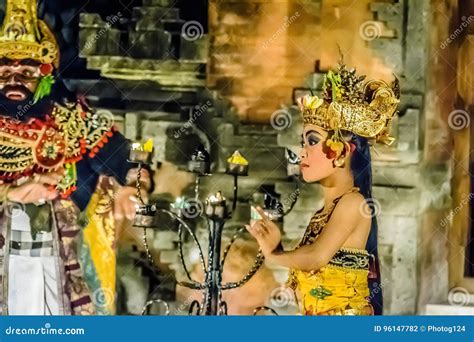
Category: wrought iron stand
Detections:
[{"x1": 130, "y1": 145, "x2": 300, "y2": 316}]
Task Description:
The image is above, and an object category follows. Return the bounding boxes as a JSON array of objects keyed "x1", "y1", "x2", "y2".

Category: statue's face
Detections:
[
  {"x1": 0, "y1": 59, "x2": 41, "y2": 102},
  {"x1": 299, "y1": 124, "x2": 338, "y2": 183}
]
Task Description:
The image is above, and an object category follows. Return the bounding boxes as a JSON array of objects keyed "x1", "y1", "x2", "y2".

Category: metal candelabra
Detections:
[{"x1": 129, "y1": 143, "x2": 301, "y2": 316}]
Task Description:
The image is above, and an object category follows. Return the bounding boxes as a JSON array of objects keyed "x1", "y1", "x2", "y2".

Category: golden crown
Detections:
[
  {"x1": 0, "y1": 0, "x2": 59, "y2": 66},
  {"x1": 298, "y1": 61, "x2": 400, "y2": 145}
]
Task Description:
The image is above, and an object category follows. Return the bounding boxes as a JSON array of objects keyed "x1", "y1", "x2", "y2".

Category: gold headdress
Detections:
[
  {"x1": 298, "y1": 60, "x2": 400, "y2": 148},
  {"x1": 0, "y1": 0, "x2": 59, "y2": 67}
]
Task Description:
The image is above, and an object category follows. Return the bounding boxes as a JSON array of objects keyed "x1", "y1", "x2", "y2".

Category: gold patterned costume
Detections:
[
  {"x1": 0, "y1": 0, "x2": 59, "y2": 66},
  {"x1": 0, "y1": 0, "x2": 145, "y2": 315},
  {"x1": 297, "y1": 58, "x2": 400, "y2": 153},
  {"x1": 0, "y1": 102, "x2": 115, "y2": 196},
  {"x1": 287, "y1": 187, "x2": 373, "y2": 315},
  {"x1": 290, "y1": 56, "x2": 400, "y2": 315}
]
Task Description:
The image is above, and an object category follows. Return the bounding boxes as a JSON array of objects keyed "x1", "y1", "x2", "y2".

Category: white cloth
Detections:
[
  {"x1": 8, "y1": 254, "x2": 59, "y2": 315},
  {"x1": 7, "y1": 208, "x2": 59, "y2": 315}
]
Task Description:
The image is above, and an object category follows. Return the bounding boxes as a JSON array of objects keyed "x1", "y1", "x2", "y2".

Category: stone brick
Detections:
[
  {"x1": 143, "y1": 0, "x2": 176, "y2": 6},
  {"x1": 129, "y1": 30, "x2": 172, "y2": 59},
  {"x1": 132, "y1": 6, "x2": 180, "y2": 21}
]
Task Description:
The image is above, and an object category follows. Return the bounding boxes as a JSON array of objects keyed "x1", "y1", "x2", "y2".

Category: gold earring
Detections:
[{"x1": 333, "y1": 156, "x2": 345, "y2": 168}]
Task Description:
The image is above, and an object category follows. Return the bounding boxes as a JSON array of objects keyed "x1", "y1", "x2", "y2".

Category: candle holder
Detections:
[
  {"x1": 226, "y1": 150, "x2": 248, "y2": 177},
  {"x1": 164, "y1": 151, "x2": 263, "y2": 316},
  {"x1": 187, "y1": 144, "x2": 211, "y2": 176},
  {"x1": 225, "y1": 150, "x2": 249, "y2": 211},
  {"x1": 129, "y1": 143, "x2": 153, "y2": 165},
  {"x1": 250, "y1": 195, "x2": 283, "y2": 224},
  {"x1": 134, "y1": 204, "x2": 158, "y2": 228},
  {"x1": 138, "y1": 145, "x2": 301, "y2": 316},
  {"x1": 263, "y1": 194, "x2": 284, "y2": 222},
  {"x1": 128, "y1": 139, "x2": 158, "y2": 266},
  {"x1": 205, "y1": 191, "x2": 227, "y2": 219},
  {"x1": 129, "y1": 139, "x2": 157, "y2": 228},
  {"x1": 202, "y1": 192, "x2": 227, "y2": 315},
  {"x1": 187, "y1": 145, "x2": 211, "y2": 204}
]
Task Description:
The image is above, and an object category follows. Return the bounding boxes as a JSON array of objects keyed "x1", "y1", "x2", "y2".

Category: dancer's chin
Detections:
[{"x1": 301, "y1": 172, "x2": 313, "y2": 183}]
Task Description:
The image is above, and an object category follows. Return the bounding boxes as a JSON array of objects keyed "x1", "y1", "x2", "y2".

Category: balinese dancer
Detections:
[
  {"x1": 247, "y1": 59, "x2": 400, "y2": 315},
  {"x1": 0, "y1": 0, "x2": 151, "y2": 315}
]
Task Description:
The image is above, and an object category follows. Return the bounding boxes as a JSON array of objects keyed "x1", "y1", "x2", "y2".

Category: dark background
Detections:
[{"x1": 0, "y1": 0, "x2": 208, "y2": 78}]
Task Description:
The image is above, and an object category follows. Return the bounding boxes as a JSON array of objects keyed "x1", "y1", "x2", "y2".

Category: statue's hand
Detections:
[
  {"x1": 113, "y1": 186, "x2": 148, "y2": 221},
  {"x1": 6, "y1": 172, "x2": 63, "y2": 204}
]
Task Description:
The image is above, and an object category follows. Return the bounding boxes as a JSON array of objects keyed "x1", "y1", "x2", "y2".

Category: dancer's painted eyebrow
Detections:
[{"x1": 305, "y1": 130, "x2": 322, "y2": 138}]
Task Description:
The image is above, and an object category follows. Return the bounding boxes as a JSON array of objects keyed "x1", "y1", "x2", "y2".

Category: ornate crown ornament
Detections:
[
  {"x1": 0, "y1": 0, "x2": 59, "y2": 67},
  {"x1": 297, "y1": 58, "x2": 400, "y2": 153}
]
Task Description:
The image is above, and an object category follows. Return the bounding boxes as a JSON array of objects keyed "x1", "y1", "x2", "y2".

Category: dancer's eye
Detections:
[
  {"x1": 300, "y1": 139, "x2": 305, "y2": 147},
  {"x1": 307, "y1": 136, "x2": 320, "y2": 146}
]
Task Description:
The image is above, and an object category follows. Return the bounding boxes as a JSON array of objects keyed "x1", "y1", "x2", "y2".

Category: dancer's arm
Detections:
[{"x1": 247, "y1": 194, "x2": 368, "y2": 271}]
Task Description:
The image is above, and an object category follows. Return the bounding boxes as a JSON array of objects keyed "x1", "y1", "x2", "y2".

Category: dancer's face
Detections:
[
  {"x1": 0, "y1": 59, "x2": 41, "y2": 102},
  {"x1": 299, "y1": 124, "x2": 337, "y2": 183}
]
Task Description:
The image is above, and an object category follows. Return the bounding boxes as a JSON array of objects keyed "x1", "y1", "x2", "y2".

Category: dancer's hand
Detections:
[
  {"x1": 246, "y1": 206, "x2": 281, "y2": 257},
  {"x1": 113, "y1": 185, "x2": 148, "y2": 221},
  {"x1": 6, "y1": 172, "x2": 63, "y2": 204}
]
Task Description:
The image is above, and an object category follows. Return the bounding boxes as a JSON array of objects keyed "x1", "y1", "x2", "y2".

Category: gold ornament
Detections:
[
  {"x1": 0, "y1": 102, "x2": 115, "y2": 191},
  {"x1": 297, "y1": 61, "x2": 400, "y2": 147},
  {"x1": 333, "y1": 156, "x2": 345, "y2": 168},
  {"x1": 0, "y1": 0, "x2": 59, "y2": 67}
]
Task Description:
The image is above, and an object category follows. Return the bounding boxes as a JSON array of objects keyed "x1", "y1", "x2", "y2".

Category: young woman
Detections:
[{"x1": 247, "y1": 62, "x2": 400, "y2": 315}]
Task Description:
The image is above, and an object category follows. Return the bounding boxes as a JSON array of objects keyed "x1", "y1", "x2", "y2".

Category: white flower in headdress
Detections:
[{"x1": 297, "y1": 95, "x2": 324, "y2": 113}]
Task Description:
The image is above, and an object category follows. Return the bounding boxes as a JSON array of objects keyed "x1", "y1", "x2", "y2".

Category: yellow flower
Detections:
[
  {"x1": 298, "y1": 95, "x2": 324, "y2": 112},
  {"x1": 331, "y1": 141, "x2": 344, "y2": 153},
  {"x1": 307, "y1": 96, "x2": 324, "y2": 110}
]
